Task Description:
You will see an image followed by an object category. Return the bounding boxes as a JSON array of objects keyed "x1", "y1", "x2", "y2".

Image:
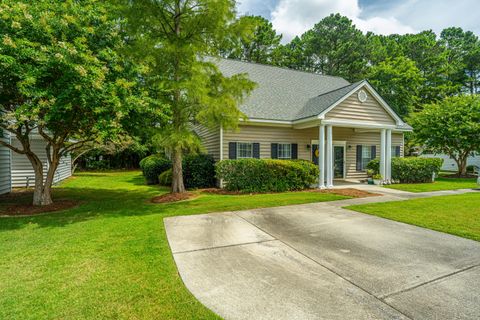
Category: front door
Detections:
[
  {"x1": 333, "y1": 145, "x2": 345, "y2": 179},
  {"x1": 312, "y1": 144, "x2": 319, "y2": 165}
]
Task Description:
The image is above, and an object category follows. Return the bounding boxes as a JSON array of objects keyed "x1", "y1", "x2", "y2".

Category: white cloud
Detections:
[
  {"x1": 238, "y1": 0, "x2": 480, "y2": 43},
  {"x1": 270, "y1": 0, "x2": 416, "y2": 42}
]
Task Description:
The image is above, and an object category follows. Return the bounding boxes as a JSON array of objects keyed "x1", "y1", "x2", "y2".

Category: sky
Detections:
[{"x1": 236, "y1": 0, "x2": 480, "y2": 42}]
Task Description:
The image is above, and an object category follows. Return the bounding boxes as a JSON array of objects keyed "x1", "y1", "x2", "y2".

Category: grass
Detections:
[
  {"x1": 0, "y1": 171, "x2": 348, "y2": 320},
  {"x1": 384, "y1": 176, "x2": 478, "y2": 192},
  {"x1": 347, "y1": 193, "x2": 480, "y2": 241}
]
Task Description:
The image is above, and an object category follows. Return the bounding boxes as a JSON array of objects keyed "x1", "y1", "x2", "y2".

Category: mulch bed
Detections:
[
  {"x1": 151, "y1": 192, "x2": 198, "y2": 204},
  {"x1": 201, "y1": 187, "x2": 380, "y2": 198},
  {"x1": 1, "y1": 200, "x2": 80, "y2": 217}
]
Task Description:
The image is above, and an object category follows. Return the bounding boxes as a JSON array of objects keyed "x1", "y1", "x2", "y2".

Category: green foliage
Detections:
[
  {"x1": 158, "y1": 168, "x2": 173, "y2": 186},
  {"x1": 0, "y1": 0, "x2": 141, "y2": 205},
  {"x1": 216, "y1": 159, "x2": 319, "y2": 192},
  {"x1": 139, "y1": 154, "x2": 171, "y2": 185},
  {"x1": 367, "y1": 157, "x2": 443, "y2": 183},
  {"x1": 222, "y1": 15, "x2": 282, "y2": 64},
  {"x1": 368, "y1": 56, "x2": 423, "y2": 118},
  {"x1": 409, "y1": 95, "x2": 480, "y2": 175},
  {"x1": 183, "y1": 154, "x2": 216, "y2": 189},
  {"x1": 119, "y1": 0, "x2": 256, "y2": 192}
]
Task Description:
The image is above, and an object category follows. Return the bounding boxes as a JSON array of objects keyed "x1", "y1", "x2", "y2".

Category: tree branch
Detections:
[{"x1": 0, "y1": 139, "x2": 26, "y2": 154}]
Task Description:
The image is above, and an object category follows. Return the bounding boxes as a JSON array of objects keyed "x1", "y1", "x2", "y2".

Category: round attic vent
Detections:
[{"x1": 358, "y1": 90, "x2": 368, "y2": 103}]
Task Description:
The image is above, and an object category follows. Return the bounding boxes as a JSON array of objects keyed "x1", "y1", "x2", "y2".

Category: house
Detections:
[
  {"x1": 0, "y1": 132, "x2": 11, "y2": 195},
  {"x1": 196, "y1": 58, "x2": 412, "y2": 188},
  {"x1": 0, "y1": 132, "x2": 72, "y2": 195},
  {"x1": 420, "y1": 153, "x2": 480, "y2": 172}
]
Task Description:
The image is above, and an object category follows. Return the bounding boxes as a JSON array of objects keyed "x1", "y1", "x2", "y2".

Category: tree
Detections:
[
  {"x1": 440, "y1": 27, "x2": 480, "y2": 94},
  {"x1": 120, "y1": 0, "x2": 256, "y2": 193},
  {"x1": 302, "y1": 14, "x2": 368, "y2": 81},
  {"x1": 368, "y1": 56, "x2": 424, "y2": 117},
  {"x1": 409, "y1": 95, "x2": 480, "y2": 176},
  {"x1": 222, "y1": 15, "x2": 282, "y2": 64},
  {"x1": 398, "y1": 31, "x2": 461, "y2": 104},
  {"x1": 0, "y1": 0, "x2": 138, "y2": 205}
]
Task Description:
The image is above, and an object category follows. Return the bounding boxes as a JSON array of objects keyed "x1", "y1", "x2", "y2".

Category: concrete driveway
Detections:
[{"x1": 165, "y1": 194, "x2": 480, "y2": 320}]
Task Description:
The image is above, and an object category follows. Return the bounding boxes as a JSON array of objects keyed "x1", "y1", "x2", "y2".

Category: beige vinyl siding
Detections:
[
  {"x1": 11, "y1": 138, "x2": 72, "y2": 187},
  {"x1": 332, "y1": 128, "x2": 403, "y2": 179},
  {"x1": 223, "y1": 125, "x2": 317, "y2": 160},
  {"x1": 0, "y1": 133, "x2": 11, "y2": 195},
  {"x1": 194, "y1": 125, "x2": 221, "y2": 161},
  {"x1": 325, "y1": 88, "x2": 396, "y2": 125},
  {"x1": 222, "y1": 125, "x2": 404, "y2": 179}
]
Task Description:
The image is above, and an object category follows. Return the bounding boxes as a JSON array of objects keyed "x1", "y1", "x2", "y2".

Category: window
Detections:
[
  {"x1": 237, "y1": 142, "x2": 253, "y2": 159},
  {"x1": 361, "y1": 146, "x2": 372, "y2": 170},
  {"x1": 278, "y1": 143, "x2": 292, "y2": 159},
  {"x1": 392, "y1": 146, "x2": 401, "y2": 157}
]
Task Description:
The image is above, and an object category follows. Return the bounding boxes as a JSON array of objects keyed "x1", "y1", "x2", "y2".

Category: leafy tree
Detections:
[
  {"x1": 398, "y1": 31, "x2": 461, "y2": 103},
  {"x1": 368, "y1": 56, "x2": 424, "y2": 117},
  {"x1": 440, "y1": 27, "x2": 480, "y2": 94},
  {"x1": 409, "y1": 95, "x2": 480, "y2": 176},
  {"x1": 302, "y1": 14, "x2": 368, "y2": 81},
  {"x1": 120, "y1": 0, "x2": 256, "y2": 193},
  {"x1": 222, "y1": 15, "x2": 282, "y2": 64},
  {"x1": 0, "y1": 0, "x2": 139, "y2": 206}
]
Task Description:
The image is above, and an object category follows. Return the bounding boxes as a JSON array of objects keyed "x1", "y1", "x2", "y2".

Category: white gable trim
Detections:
[{"x1": 317, "y1": 81, "x2": 404, "y2": 126}]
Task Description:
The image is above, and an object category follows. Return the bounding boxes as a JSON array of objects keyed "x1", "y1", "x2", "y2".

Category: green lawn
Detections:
[
  {"x1": 385, "y1": 176, "x2": 478, "y2": 192},
  {"x1": 347, "y1": 193, "x2": 480, "y2": 241},
  {"x1": 0, "y1": 171, "x2": 348, "y2": 320}
]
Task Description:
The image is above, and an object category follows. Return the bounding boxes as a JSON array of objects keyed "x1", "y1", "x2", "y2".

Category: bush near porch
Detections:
[
  {"x1": 216, "y1": 159, "x2": 318, "y2": 192},
  {"x1": 367, "y1": 157, "x2": 443, "y2": 183}
]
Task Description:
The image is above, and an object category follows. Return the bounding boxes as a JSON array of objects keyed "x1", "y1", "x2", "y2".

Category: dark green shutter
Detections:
[
  {"x1": 356, "y1": 145, "x2": 363, "y2": 171},
  {"x1": 253, "y1": 143, "x2": 260, "y2": 159},
  {"x1": 228, "y1": 142, "x2": 236, "y2": 159},
  {"x1": 291, "y1": 144, "x2": 298, "y2": 159},
  {"x1": 271, "y1": 143, "x2": 278, "y2": 159},
  {"x1": 371, "y1": 145, "x2": 376, "y2": 160}
]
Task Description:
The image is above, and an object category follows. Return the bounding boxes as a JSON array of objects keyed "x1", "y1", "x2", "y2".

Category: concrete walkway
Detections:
[{"x1": 165, "y1": 187, "x2": 480, "y2": 320}]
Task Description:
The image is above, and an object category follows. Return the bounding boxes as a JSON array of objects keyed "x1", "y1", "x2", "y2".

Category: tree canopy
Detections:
[
  {"x1": 0, "y1": 0, "x2": 140, "y2": 205},
  {"x1": 409, "y1": 95, "x2": 480, "y2": 176}
]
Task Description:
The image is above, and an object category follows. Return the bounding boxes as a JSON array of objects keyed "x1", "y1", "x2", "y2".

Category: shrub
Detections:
[
  {"x1": 466, "y1": 165, "x2": 478, "y2": 174},
  {"x1": 139, "y1": 154, "x2": 171, "y2": 185},
  {"x1": 216, "y1": 159, "x2": 319, "y2": 192},
  {"x1": 366, "y1": 157, "x2": 443, "y2": 183},
  {"x1": 183, "y1": 154, "x2": 216, "y2": 189},
  {"x1": 158, "y1": 168, "x2": 172, "y2": 186}
]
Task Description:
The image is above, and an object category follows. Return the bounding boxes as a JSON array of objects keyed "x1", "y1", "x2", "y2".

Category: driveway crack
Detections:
[{"x1": 380, "y1": 264, "x2": 480, "y2": 300}]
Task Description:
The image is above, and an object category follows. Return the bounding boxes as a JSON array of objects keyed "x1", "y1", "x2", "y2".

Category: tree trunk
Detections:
[
  {"x1": 28, "y1": 153, "x2": 59, "y2": 206},
  {"x1": 459, "y1": 157, "x2": 468, "y2": 177},
  {"x1": 171, "y1": 149, "x2": 185, "y2": 193}
]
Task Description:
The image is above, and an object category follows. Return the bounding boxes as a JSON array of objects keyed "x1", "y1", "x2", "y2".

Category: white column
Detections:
[
  {"x1": 318, "y1": 124, "x2": 326, "y2": 189},
  {"x1": 219, "y1": 127, "x2": 224, "y2": 188},
  {"x1": 326, "y1": 125, "x2": 333, "y2": 188},
  {"x1": 386, "y1": 129, "x2": 392, "y2": 183},
  {"x1": 380, "y1": 129, "x2": 386, "y2": 182}
]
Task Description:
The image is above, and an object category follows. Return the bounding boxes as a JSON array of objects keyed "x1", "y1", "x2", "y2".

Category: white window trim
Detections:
[
  {"x1": 277, "y1": 143, "x2": 292, "y2": 159},
  {"x1": 361, "y1": 145, "x2": 373, "y2": 171},
  {"x1": 236, "y1": 142, "x2": 253, "y2": 159}
]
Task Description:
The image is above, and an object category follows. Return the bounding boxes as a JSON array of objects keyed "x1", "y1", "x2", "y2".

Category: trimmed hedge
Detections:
[
  {"x1": 183, "y1": 154, "x2": 216, "y2": 189},
  {"x1": 216, "y1": 159, "x2": 319, "y2": 192},
  {"x1": 159, "y1": 168, "x2": 172, "y2": 186},
  {"x1": 139, "y1": 154, "x2": 171, "y2": 185},
  {"x1": 152, "y1": 154, "x2": 216, "y2": 189},
  {"x1": 366, "y1": 157, "x2": 443, "y2": 183}
]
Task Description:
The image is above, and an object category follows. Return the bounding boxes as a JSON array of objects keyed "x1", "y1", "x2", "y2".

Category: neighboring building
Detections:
[
  {"x1": 0, "y1": 131, "x2": 12, "y2": 195},
  {"x1": 421, "y1": 153, "x2": 480, "y2": 172},
  {"x1": 0, "y1": 133, "x2": 72, "y2": 194},
  {"x1": 196, "y1": 58, "x2": 412, "y2": 188}
]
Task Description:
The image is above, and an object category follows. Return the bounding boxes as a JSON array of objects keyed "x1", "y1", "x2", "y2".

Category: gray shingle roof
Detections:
[{"x1": 214, "y1": 58, "x2": 351, "y2": 121}]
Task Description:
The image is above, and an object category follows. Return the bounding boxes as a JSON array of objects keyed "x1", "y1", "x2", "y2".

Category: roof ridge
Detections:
[
  {"x1": 213, "y1": 56, "x2": 349, "y2": 81},
  {"x1": 311, "y1": 80, "x2": 364, "y2": 99}
]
